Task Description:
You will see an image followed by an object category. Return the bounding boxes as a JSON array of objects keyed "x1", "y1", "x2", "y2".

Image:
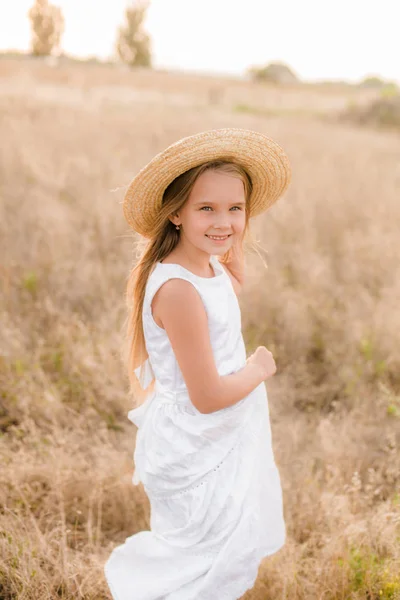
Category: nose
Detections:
[{"x1": 213, "y1": 215, "x2": 232, "y2": 231}]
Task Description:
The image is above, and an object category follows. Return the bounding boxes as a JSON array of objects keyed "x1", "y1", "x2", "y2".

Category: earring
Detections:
[{"x1": 176, "y1": 225, "x2": 180, "y2": 230}]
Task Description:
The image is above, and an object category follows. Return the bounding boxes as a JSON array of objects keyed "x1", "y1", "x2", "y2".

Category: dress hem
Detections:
[{"x1": 103, "y1": 538, "x2": 285, "y2": 600}]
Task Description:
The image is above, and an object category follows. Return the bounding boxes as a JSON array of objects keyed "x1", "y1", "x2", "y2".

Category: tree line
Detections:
[{"x1": 28, "y1": 0, "x2": 152, "y2": 67}]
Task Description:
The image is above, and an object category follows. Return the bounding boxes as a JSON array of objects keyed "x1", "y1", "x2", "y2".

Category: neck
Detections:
[{"x1": 165, "y1": 239, "x2": 213, "y2": 276}]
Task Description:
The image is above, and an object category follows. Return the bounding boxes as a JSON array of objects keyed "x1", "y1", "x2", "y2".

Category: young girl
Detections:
[{"x1": 105, "y1": 128, "x2": 292, "y2": 600}]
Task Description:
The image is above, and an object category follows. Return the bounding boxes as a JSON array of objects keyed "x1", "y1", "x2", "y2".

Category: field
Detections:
[{"x1": 0, "y1": 57, "x2": 399, "y2": 599}]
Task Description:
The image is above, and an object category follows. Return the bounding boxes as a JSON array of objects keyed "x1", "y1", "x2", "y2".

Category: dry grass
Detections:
[{"x1": 0, "y1": 57, "x2": 399, "y2": 599}]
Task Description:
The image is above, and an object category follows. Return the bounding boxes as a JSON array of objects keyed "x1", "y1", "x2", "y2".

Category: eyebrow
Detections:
[{"x1": 193, "y1": 201, "x2": 246, "y2": 206}]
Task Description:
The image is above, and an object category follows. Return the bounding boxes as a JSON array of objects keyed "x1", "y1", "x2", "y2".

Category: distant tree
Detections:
[
  {"x1": 28, "y1": 0, "x2": 64, "y2": 56},
  {"x1": 116, "y1": 1, "x2": 152, "y2": 68}
]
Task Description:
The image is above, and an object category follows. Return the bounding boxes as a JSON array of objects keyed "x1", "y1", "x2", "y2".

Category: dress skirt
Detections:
[{"x1": 104, "y1": 381, "x2": 285, "y2": 600}]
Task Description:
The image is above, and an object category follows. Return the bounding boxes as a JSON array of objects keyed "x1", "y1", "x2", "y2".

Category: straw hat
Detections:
[{"x1": 123, "y1": 128, "x2": 291, "y2": 237}]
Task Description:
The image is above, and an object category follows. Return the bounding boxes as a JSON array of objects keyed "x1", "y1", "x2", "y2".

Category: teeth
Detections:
[{"x1": 207, "y1": 235, "x2": 229, "y2": 240}]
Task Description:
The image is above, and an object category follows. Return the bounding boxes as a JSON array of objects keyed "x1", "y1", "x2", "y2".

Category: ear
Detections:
[{"x1": 168, "y1": 213, "x2": 180, "y2": 227}]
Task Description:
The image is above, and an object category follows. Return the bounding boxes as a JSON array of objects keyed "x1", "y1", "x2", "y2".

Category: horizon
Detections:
[{"x1": 1, "y1": 0, "x2": 399, "y2": 85}]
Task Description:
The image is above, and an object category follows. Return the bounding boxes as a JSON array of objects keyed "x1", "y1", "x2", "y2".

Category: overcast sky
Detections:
[{"x1": 1, "y1": 0, "x2": 399, "y2": 83}]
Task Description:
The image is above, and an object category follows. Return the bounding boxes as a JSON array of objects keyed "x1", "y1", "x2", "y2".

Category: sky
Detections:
[{"x1": 0, "y1": 0, "x2": 399, "y2": 84}]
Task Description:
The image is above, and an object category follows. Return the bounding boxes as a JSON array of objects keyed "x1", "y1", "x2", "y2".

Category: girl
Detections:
[{"x1": 104, "y1": 128, "x2": 292, "y2": 600}]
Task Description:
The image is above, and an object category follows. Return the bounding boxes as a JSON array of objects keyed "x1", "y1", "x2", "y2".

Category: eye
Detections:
[{"x1": 200, "y1": 206, "x2": 243, "y2": 211}]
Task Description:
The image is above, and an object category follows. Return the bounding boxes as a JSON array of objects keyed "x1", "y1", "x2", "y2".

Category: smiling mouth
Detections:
[{"x1": 205, "y1": 234, "x2": 232, "y2": 240}]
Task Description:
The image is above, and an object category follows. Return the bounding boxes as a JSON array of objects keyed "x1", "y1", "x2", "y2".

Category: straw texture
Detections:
[{"x1": 123, "y1": 128, "x2": 292, "y2": 237}]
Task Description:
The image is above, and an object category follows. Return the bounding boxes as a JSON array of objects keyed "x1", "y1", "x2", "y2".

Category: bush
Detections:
[
  {"x1": 343, "y1": 95, "x2": 400, "y2": 130},
  {"x1": 248, "y1": 61, "x2": 298, "y2": 84},
  {"x1": 359, "y1": 75, "x2": 386, "y2": 88}
]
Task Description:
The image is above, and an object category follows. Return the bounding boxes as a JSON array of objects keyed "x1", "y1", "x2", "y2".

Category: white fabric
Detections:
[
  {"x1": 105, "y1": 255, "x2": 286, "y2": 600},
  {"x1": 134, "y1": 358, "x2": 155, "y2": 390}
]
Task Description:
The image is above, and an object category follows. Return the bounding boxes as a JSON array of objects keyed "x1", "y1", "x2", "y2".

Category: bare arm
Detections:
[{"x1": 152, "y1": 278, "x2": 266, "y2": 414}]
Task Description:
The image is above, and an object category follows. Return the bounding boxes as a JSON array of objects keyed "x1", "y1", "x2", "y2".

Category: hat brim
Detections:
[{"x1": 123, "y1": 128, "x2": 292, "y2": 237}]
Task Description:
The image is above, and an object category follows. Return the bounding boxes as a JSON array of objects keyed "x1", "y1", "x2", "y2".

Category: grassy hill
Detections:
[{"x1": 0, "y1": 57, "x2": 399, "y2": 599}]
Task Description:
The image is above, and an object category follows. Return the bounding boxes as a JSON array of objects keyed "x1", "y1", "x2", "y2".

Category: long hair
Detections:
[{"x1": 124, "y1": 159, "x2": 260, "y2": 407}]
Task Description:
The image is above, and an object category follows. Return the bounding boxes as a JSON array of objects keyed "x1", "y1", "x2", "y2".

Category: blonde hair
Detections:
[{"x1": 125, "y1": 160, "x2": 261, "y2": 406}]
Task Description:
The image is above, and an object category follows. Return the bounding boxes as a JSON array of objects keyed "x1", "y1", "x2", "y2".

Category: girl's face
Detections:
[{"x1": 172, "y1": 170, "x2": 247, "y2": 254}]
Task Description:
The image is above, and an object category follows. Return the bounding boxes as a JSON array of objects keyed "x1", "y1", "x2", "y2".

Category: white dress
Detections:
[{"x1": 104, "y1": 254, "x2": 286, "y2": 600}]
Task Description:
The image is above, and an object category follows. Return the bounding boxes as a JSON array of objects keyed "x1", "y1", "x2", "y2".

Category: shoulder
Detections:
[
  {"x1": 152, "y1": 277, "x2": 205, "y2": 325},
  {"x1": 153, "y1": 277, "x2": 207, "y2": 333},
  {"x1": 153, "y1": 276, "x2": 200, "y2": 303}
]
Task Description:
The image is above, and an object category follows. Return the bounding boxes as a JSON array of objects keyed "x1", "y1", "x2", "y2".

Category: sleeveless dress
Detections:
[{"x1": 104, "y1": 254, "x2": 286, "y2": 600}]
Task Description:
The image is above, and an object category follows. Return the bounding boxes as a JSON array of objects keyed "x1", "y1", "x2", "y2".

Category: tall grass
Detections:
[{"x1": 0, "y1": 59, "x2": 399, "y2": 599}]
